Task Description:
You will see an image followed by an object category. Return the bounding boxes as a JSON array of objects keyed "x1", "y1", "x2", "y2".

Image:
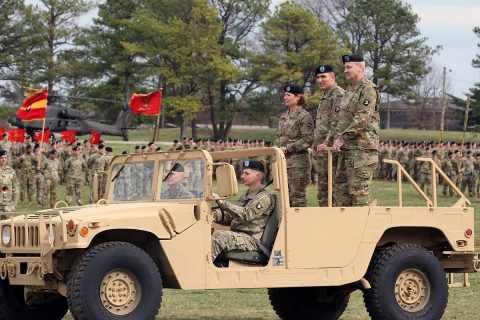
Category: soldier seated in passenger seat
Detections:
[{"x1": 160, "y1": 163, "x2": 194, "y2": 199}]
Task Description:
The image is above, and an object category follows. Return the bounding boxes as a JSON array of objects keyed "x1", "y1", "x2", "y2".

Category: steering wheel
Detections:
[{"x1": 212, "y1": 200, "x2": 226, "y2": 221}]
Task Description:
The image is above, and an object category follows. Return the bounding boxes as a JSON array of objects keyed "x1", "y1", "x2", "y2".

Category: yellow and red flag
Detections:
[
  {"x1": 7, "y1": 129, "x2": 25, "y2": 142},
  {"x1": 89, "y1": 131, "x2": 101, "y2": 145},
  {"x1": 17, "y1": 88, "x2": 48, "y2": 121},
  {"x1": 60, "y1": 130, "x2": 76, "y2": 144},
  {"x1": 129, "y1": 90, "x2": 161, "y2": 115},
  {"x1": 34, "y1": 130, "x2": 50, "y2": 143}
]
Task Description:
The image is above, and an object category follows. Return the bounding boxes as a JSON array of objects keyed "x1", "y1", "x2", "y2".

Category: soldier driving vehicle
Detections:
[{"x1": 0, "y1": 147, "x2": 478, "y2": 320}]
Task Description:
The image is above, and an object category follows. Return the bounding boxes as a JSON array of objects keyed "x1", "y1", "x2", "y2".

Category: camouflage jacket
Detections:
[
  {"x1": 17, "y1": 153, "x2": 36, "y2": 174},
  {"x1": 0, "y1": 165, "x2": 19, "y2": 206},
  {"x1": 337, "y1": 76, "x2": 380, "y2": 150},
  {"x1": 274, "y1": 107, "x2": 314, "y2": 168},
  {"x1": 313, "y1": 84, "x2": 345, "y2": 147},
  {"x1": 88, "y1": 153, "x2": 108, "y2": 173},
  {"x1": 160, "y1": 183, "x2": 194, "y2": 200},
  {"x1": 41, "y1": 158, "x2": 60, "y2": 181},
  {"x1": 215, "y1": 187, "x2": 275, "y2": 240},
  {"x1": 441, "y1": 158, "x2": 453, "y2": 176},
  {"x1": 396, "y1": 148, "x2": 409, "y2": 164},
  {"x1": 64, "y1": 156, "x2": 87, "y2": 180},
  {"x1": 462, "y1": 157, "x2": 474, "y2": 175}
]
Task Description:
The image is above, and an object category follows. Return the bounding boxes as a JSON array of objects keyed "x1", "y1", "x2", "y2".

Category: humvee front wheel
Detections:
[
  {"x1": 0, "y1": 280, "x2": 67, "y2": 320},
  {"x1": 268, "y1": 287, "x2": 350, "y2": 320},
  {"x1": 67, "y1": 241, "x2": 162, "y2": 320},
  {"x1": 363, "y1": 244, "x2": 448, "y2": 320}
]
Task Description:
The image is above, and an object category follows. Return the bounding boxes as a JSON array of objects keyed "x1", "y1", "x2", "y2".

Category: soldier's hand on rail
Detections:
[
  {"x1": 332, "y1": 138, "x2": 343, "y2": 152},
  {"x1": 316, "y1": 143, "x2": 327, "y2": 153}
]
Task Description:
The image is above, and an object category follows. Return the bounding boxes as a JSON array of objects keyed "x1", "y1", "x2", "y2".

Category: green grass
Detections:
[{"x1": 18, "y1": 178, "x2": 478, "y2": 319}]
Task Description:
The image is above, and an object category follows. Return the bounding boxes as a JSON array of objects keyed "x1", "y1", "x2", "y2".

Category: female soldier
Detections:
[{"x1": 274, "y1": 84, "x2": 314, "y2": 207}]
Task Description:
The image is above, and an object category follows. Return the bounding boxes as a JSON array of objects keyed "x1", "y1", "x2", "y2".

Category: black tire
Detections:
[
  {"x1": 67, "y1": 241, "x2": 162, "y2": 320},
  {"x1": 268, "y1": 287, "x2": 350, "y2": 320},
  {"x1": 363, "y1": 244, "x2": 448, "y2": 320},
  {"x1": 0, "y1": 279, "x2": 67, "y2": 320}
]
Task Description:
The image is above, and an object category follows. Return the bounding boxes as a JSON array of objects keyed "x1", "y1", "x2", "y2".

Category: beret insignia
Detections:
[
  {"x1": 344, "y1": 56, "x2": 350, "y2": 62},
  {"x1": 244, "y1": 160, "x2": 249, "y2": 167},
  {"x1": 363, "y1": 99, "x2": 370, "y2": 106},
  {"x1": 319, "y1": 66, "x2": 325, "y2": 72},
  {"x1": 285, "y1": 86, "x2": 290, "y2": 92}
]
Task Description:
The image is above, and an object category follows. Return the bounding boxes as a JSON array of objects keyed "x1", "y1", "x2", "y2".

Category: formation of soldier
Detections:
[{"x1": 376, "y1": 140, "x2": 480, "y2": 198}]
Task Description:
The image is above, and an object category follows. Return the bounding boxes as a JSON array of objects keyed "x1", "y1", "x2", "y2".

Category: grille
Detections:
[{"x1": 14, "y1": 226, "x2": 40, "y2": 247}]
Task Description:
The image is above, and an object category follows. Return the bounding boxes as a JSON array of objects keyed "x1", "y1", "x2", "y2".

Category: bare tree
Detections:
[{"x1": 295, "y1": 0, "x2": 353, "y2": 28}]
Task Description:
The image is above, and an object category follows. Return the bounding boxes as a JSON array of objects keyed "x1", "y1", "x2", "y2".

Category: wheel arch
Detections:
[{"x1": 376, "y1": 226, "x2": 453, "y2": 252}]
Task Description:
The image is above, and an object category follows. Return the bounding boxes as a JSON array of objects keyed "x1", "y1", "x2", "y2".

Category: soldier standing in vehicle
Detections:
[
  {"x1": 313, "y1": 64, "x2": 346, "y2": 206},
  {"x1": 0, "y1": 149, "x2": 19, "y2": 219},
  {"x1": 41, "y1": 149, "x2": 60, "y2": 208},
  {"x1": 64, "y1": 146, "x2": 87, "y2": 206},
  {"x1": 160, "y1": 164, "x2": 194, "y2": 199},
  {"x1": 211, "y1": 160, "x2": 275, "y2": 261},
  {"x1": 333, "y1": 54, "x2": 380, "y2": 206},
  {"x1": 274, "y1": 84, "x2": 314, "y2": 207}
]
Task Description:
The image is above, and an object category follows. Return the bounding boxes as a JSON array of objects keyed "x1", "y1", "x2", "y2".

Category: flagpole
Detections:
[
  {"x1": 462, "y1": 95, "x2": 471, "y2": 145},
  {"x1": 38, "y1": 108, "x2": 47, "y2": 166},
  {"x1": 153, "y1": 89, "x2": 162, "y2": 143}
]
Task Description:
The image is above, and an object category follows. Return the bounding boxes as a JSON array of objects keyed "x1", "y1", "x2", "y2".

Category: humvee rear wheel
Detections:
[
  {"x1": 0, "y1": 280, "x2": 67, "y2": 320},
  {"x1": 67, "y1": 241, "x2": 162, "y2": 320},
  {"x1": 363, "y1": 244, "x2": 448, "y2": 320},
  {"x1": 268, "y1": 287, "x2": 350, "y2": 320}
]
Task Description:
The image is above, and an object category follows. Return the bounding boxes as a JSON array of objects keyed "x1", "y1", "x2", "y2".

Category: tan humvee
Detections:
[{"x1": 0, "y1": 147, "x2": 478, "y2": 320}]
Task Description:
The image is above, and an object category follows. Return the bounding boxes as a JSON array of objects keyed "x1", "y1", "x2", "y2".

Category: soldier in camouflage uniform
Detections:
[
  {"x1": 41, "y1": 150, "x2": 60, "y2": 208},
  {"x1": 442, "y1": 151, "x2": 455, "y2": 196},
  {"x1": 461, "y1": 150, "x2": 474, "y2": 197},
  {"x1": 17, "y1": 145, "x2": 36, "y2": 203},
  {"x1": 32, "y1": 144, "x2": 44, "y2": 205},
  {"x1": 63, "y1": 146, "x2": 87, "y2": 206},
  {"x1": 333, "y1": 54, "x2": 380, "y2": 206},
  {"x1": 211, "y1": 160, "x2": 274, "y2": 261},
  {"x1": 419, "y1": 147, "x2": 432, "y2": 195},
  {"x1": 87, "y1": 144, "x2": 108, "y2": 201},
  {"x1": 0, "y1": 149, "x2": 19, "y2": 218},
  {"x1": 0, "y1": 134, "x2": 13, "y2": 166},
  {"x1": 160, "y1": 164, "x2": 194, "y2": 199},
  {"x1": 312, "y1": 64, "x2": 346, "y2": 206},
  {"x1": 274, "y1": 84, "x2": 314, "y2": 207},
  {"x1": 473, "y1": 152, "x2": 480, "y2": 198}
]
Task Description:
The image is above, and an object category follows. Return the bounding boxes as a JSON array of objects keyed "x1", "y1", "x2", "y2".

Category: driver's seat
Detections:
[{"x1": 216, "y1": 194, "x2": 278, "y2": 266}]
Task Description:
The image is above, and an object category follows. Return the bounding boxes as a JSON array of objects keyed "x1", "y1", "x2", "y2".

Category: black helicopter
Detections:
[{"x1": 8, "y1": 95, "x2": 132, "y2": 141}]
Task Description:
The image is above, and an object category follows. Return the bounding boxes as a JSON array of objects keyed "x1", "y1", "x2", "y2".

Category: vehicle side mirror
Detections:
[{"x1": 215, "y1": 164, "x2": 238, "y2": 197}]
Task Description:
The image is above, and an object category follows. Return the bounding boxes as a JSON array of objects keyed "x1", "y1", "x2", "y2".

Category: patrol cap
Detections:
[
  {"x1": 315, "y1": 64, "x2": 334, "y2": 75},
  {"x1": 0, "y1": 149, "x2": 7, "y2": 157},
  {"x1": 342, "y1": 54, "x2": 364, "y2": 64},
  {"x1": 243, "y1": 160, "x2": 265, "y2": 173},
  {"x1": 171, "y1": 163, "x2": 185, "y2": 173},
  {"x1": 284, "y1": 84, "x2": 304, "y2": 94},
  {"x1": 105, "y1": 146, "x2": 113, "y2": 152}
]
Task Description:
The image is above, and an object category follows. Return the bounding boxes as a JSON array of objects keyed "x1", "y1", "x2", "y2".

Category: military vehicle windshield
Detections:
[
  {"x1": 111, "y1": 161, "x2": 155, "y2": 201},
  {"x1": 158, "y1": 159, "x2": 205, "y2": 200}
]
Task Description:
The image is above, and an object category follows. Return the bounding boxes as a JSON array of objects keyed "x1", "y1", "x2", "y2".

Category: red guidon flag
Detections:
[
  {"x1": 89, "y1": 131, "x2": 101, "y2": 145},
  {"x1": 34, "y1": 130, "x2": 50, "y2": 143},
  {"x1": 129, "y1": 90, "x2": 161, "y2": 115},
  {"x1": 60, "y1": 130, "x2": 76, "y2": 143},
  {"x1": 7, "y1": 129, "x2": 25, "y2": 142},
  {"x1": 0, "y1": 128, "x2": 5, "y2": 138},
  {"x1": 17, "y1": 88, "x2": 48, "y2": 121}
]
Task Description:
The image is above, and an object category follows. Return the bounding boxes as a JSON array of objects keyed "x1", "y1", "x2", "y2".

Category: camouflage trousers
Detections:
[
  {"x1": 287, "y1": 167, "x2": 310, "y2": 207},
  {"x1": 34, "y1": 173, "x2": 44, "y2": 205},
  {"x1": 20, "y1": 171, "x2": 35, "y2": 202},
  {"x1": 443, "y1": 174, "x2": 457, "y2": 197},
  {"x1": 419, "y1": 172, "x2": 432, "y2": 195},
  {"x1": 211, "y1": 230, "x2": 259, "y2": 261},
  {"x1": 316, "y1": 154, "x2": 342, "y2": 206},
  {"x1": 339, "y1": 149, "x2": 378, "y2": 206},
  {"x1": 461, "y1": 172, "x2": 477, "y2": 197},
  {"x1": 43, "y1": 178, "x2": 59, "y2": 208},
  {"x1": 66, "y1": 178, "x2": 83, "y2": 206}
]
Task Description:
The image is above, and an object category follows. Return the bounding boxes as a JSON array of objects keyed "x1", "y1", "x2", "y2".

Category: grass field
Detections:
[{"x1": 16, "y1": 177, "x2": 479, "y2": 319}]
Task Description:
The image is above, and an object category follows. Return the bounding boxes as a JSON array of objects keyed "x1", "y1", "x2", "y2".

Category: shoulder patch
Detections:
[
  {"x1": 363, "y1": 99, "x2": 370, "y2": 106},
  {"x1": 256, "y1": 202, "x2": 263, "y2": 209}
]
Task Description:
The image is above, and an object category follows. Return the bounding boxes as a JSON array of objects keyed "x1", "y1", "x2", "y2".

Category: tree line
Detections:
[{"x1": 1, "y1": 0, "x2": 440, "y2": 138}]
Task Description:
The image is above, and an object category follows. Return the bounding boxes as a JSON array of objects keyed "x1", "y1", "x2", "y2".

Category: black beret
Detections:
[
  {"x1": 134, "y1": 145, "x2": 140, "y2": 150},
  {"x1": 171, "y1": 163, "x2": 184, "y2": 173},
  {"x1": 50, "y1": 149, "x2": 57, "y2": 155},
  {"x1": 155, "y1": 146, "x2": 162, "y2": 151},
  {"x1": 105, "y1": 146, "x2": 113, "y2": 152},
  {"x1": 122, "y1": 150, "x2": 128, "y2": 155},
  {"x1": 98, "y1": 144, "x2": 105, "y2": 150},
  {"x1": 315, "y1": 64, "x2": 334, "y2": 75},
  {"x1": 173, "y1": 139, "x2": 178, "y2": 143},
  {"x1": 148, "y1": 142, "x2": 154, "y2": 146},
  {"x1": 284, "y1": 84, "x2": 304, "y2": 94},
  {"x1": 83, "y1": 139, "x2": 88, "y2": 143},
  {"x1": 342, "y1": 54, "x2": 364, "y2": 64},
  {"x1": 141, "y1": 145, "x2": 146, "y2": 150},
  {"x1": 72, "y1": 146, "x2": 79, "y2": 151},
  {"x1": 0, "y1": 149, "x2": 7, "y2": 156},
  {"x1": 448, "y1": 151, "x2": 453, "y2": 156},
  {"x1": 243, "y1": 160, "x2": 264, "y2": 173}
]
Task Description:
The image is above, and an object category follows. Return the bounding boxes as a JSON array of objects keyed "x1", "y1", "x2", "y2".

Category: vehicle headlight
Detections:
[
  {"x1": 2, "y1": 225, "x2": 11, "y2": 247},
  {"x1": 46, "y1": 225, "x2": 55, "y2": 246}
]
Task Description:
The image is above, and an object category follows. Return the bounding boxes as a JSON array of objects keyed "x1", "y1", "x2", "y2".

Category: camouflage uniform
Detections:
[
  {"x1": 211, "y1": 187, "x2": 274, "y2": 261},
  {"x1": 313, "y1": 84, "x2": 345, "y2": 206},
  {"x1": 473, "y1": 156, "x2": 480, "y2": 198},
  {"x1": 336, "y1": 76, "x2": 380, "y2": 206},
  {"x1": 0, "y1": 164, "x2": 19, "y2": 217},
  {"x1": 441, "y1": 156, "x2": 455, "y2": 196},
  {"x1": 17, "y1": 151, "x2": 36, "y2": 202},
  {"x1": 160, "y1": 183, "x2": 194, "y2": 199},
  {"x1": 87, "y1": 152, "x2": 108, "y2": 201},
  {"x1": 461, "y1": 155, "x2": 474, "y2": 197},
  {"x1": 64, "y1": 155, "x2": 87, "y2": 205},
  {"x1": 0, "y1": 140, "x2": 13, "y2": 166},
  {"x1": 41, "y1": 157, "x2": 60, "y2": 208},
  {"x1": 419, "y1": 155, "x2": 432, "y2": 195},
  {"x1": 274, "y1": 107, "x2": 314, "y2": 207},
  {"x1": 32, "y1": 152, "x2": 44, "y2": 205}
]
